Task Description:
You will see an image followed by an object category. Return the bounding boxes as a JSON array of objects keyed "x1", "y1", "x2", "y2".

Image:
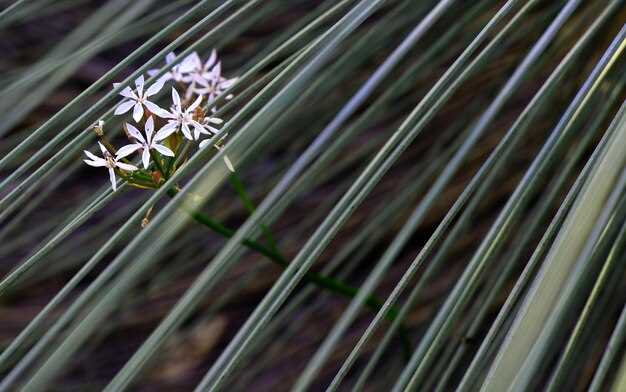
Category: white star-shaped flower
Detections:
[
  {"x1": 194, "y1": 60, "x2": 237, "y2": 105},
  {"x1": 116, "y1": 116, "x2": 175, "y2": 169},
  {"x1": 147, "y1": 52, "x2": 197, "y2": 85},
  {"x1": 113, "y1": 75, "x2": 167, "y2": 122},
  {"x1": 181, "y1": 52, "x2": 208, "y2": 100},
  {"x1": 160, "y1": 87, "x2": 214, "y2": 141},
  {"x1": 83, "y1": 142, "x2": 137, "y2": 192}
]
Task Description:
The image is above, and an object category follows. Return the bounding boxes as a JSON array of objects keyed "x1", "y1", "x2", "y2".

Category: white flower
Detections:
[
  {"x1": 160, "y1": 87, "x2": 214, "y2": 141},
  {"x1": 147, "y1": 52, "x2": 197, "y2": 84},
  {"x1": 113, "y1": 75, "x2": 167, "y2": 122},
  {"x1": 194, "y1": 60, "x2": 237, "y2": 106},
  {"x1": 181, "y1": 52, "x2": 208, "y2": 100},
  {"x1": 181, "y1": 50, "x2": 237, "y2": 105},
  {"x1": 83, "y1": 142, "x2": 137, "y2": 191},
  {"x1": 116, "y1": 116, "x2": 175, "y2": 169}
]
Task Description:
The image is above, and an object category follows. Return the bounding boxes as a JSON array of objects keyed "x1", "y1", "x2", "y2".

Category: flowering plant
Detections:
[
  {"x1": 80, "y1": 49, "x2": 408, "y2": 349},
  {"x1": 84, "y1": 50, "x2": 236, "y2": 191}
]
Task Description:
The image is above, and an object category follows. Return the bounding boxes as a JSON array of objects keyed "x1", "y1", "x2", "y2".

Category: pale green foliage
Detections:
[{"x1": 1, "y1": 0, "x2": 626, "y2": 390}]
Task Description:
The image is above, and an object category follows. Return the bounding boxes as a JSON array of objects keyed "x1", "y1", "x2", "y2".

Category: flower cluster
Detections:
[{"x1": 84, "y1": 50, "x2": 237, "y2": 191}]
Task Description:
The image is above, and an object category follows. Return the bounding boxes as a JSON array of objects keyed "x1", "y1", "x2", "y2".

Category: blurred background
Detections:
[{"x1": 1, "y1": 0, "x2": 625, "y2": 390}]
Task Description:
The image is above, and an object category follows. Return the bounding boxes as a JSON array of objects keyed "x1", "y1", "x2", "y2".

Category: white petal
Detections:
[
  {"x1": 221, "y1": 78, "x2": 237, "y2": 89},
  {"x1": 154, "y1": 123, "x2": 177, "y2": 141},
  {"x1": 119, "y1": 86, "x2": 135, "y2": 99},
  {"x1": 133, "y1": 103, "x2": 144, "y2": 122},
  {"x1": 192, "y1": 121, "x2": 209, "y2": 137},
  {"x1": 84, "y1": 158, "x2": 107, "y2": 167},
  {"x1": 109, "y1": 168, "x2": 117, "y2": 192},
  {"x1": 188, "y1": 95, "x2": 202, "y2": 112},
  {"x1": 145, "y1": 116, "x2": 154, "y2": 142},
  {"x1": 116, "y1": 144, "x2": 142, "y2": 159},
  {"x1": 211, "y1": 62, "x2": 221, "y2": 78},
  {"x1": 205, "y1": 49, "x2": 217, "y2": 69},
  {"x1": 223, "y1": 155, "x2": 235, "y2": 172},
  {"x1": 154, "y1": 144, "x2": 174, "y2": 157},
  {"x1": 145, "y1": 79, "x2": 164, "y2": 97},
  {"x1": 179, "y1": 53, "x2": 198, "y2": 73},
  {"x1": 84, "y1": 150, "x2": 101, "y2": 161},
  {"x1": 142, "y1": 148, "x2": 151, "y2": 169},
  {"x1": 205, "y1": 125, "x2": 220, "y2": 135},
  {"x1": 207, "y1": 117, "x2": 223, "y2": 124},
  {"x1": 135, "y1": 75, "x2": 145, "y2": 95},
  {"x1": 116, "y1": 162, "x2": 138, "y2": 171},
  {"x1": 199, "y1": 139, "x2": 209, "y2": 149},
  {"x1": 189, "y1": 52, "x2": 202, "y2": 67},
  {"x1": 125, "y1": 123, "x2": 145, "y2": 144},
  {"x1": 193, "y1": 73, "x2": 210, "y2": 87},
  {"x1": 98, "y1": 142, "x2": 109, "y2": 155},
  {"x1": 171, "y1": 87, "x2": 181, "y2": 108},
  {"x1": 181, "y1": 123, "x2": 193, "y2": 140},
  {"x1": 114, "y1": 100, "x2": 135, "y2": 115},
  {"x1": 144, "y1": 100, "x2": 167, "y2": 117},
  {"x1": 154, "y1": 121, "x2": 178, "y2": 141},
  {"x1": 159, "y1": 110, "x2": 176, "y2": 120},
  {"x1": 185, "y1": 84, "x2": 195, "y2": 100}
]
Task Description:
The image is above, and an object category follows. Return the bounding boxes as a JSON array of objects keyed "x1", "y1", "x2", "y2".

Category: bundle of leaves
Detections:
[{"x1": 1, "y1": 1, "x2": 626, "y2": 391}]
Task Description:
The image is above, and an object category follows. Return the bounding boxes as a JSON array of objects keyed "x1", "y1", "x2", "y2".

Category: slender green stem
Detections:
[
  {"x1": 149, "y1": 150, "x2": 167, "y2": 181},
  {"x1": 228, "y1": 172, "x2": 279, "y2": 253},
  {"x1": 165, "y1": 186, "x2": 412, "y2": 358}
]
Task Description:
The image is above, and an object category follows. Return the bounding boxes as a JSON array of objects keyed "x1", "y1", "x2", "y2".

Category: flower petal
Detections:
[
  {"x1": 211, "y1": 62, "x2": 221, "y2": 78},
  {"x1": 114, "y1": 100, "x2": 135, "y2": 115},
  {"x1": 98, "y1": 142, "x2": 109, "y2": 155},
  {"x1": 116, "y1": 144, "x2": 142, "y2": 160},
  {"x1": 109, "y1": 168, "x2": 117, "y2": 192},
  {"x1": 188, "y1": 95, "x2": 203, "y2": 112},
  {"x1": 83, "y1": 158, "x2": 107, "y2": 167},
  {"x1": 144, "y1": 100, "x2": 168, "y2": 118},
  {"x1": 223, "y1": 155, "x2": 235, "y2": 172},
  {"x1": 181, "y1": 123, "x2": 193, "y2": 140},
  {"x1": 125, "y1": 123, "x2": 145, "y2": 144},
  {"x1": 145, "y1": 79, "x2": 164, "y2": 97},
  {"x1": 135, "y1": 75, "x2": 145, "y2": 96},
  {"x1": 204, "y1": 125, "x2": 220, "y2": 135},
  {"x1": 142, "y1": 148, "x2": 151, "y2": 169},
  {"x1": 116, "y1": 162, "x2": 138, "y2": 171},
  {"x1": 145, "y1": 116, "x2": 154, "y2": 143},
  {"x1": 84, "y1": 150, "x2": 101, "y2": 161},
  {"x1": 205, "y1": 49, "x2": 217, "y2": 70},
  {"x1": 119, "y1": 86, "x2": 135, "y2": 99},
  {"x1": 154, "y1": 123, "x2": 177, "y2": 141},
  {"x1": 221, "y1": 78, "x2": 237, "y2": 89},
  {"x1": 166, "y1": 52, "x2": 176, "y2": 64},
  {"x1": 171, "y1": 87, "x2": 181, "y2": 109},
  {"x1": 154, "y1": 144, "x2": 174, "y2": 157},
  {"x1": 179, "y1": 53, "x2": 199, "y2": 73},
  {"x1": 133, "y1": 102, "x2": 144, "y2": 122}
]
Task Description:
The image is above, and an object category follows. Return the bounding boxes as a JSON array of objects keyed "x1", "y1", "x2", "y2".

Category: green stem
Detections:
[
  {"x1": 168, "y1": 137, "x2": 190, "y2": 175},
  {"x1": 228, "y1": 172, "x2": 279, "y2": 253},
  {"x1": 149, "y1": 150, "x2": 167, "y2": 180},
  {"x1": 166, "y1": 187, "x2": 412, "y2": 359}
]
